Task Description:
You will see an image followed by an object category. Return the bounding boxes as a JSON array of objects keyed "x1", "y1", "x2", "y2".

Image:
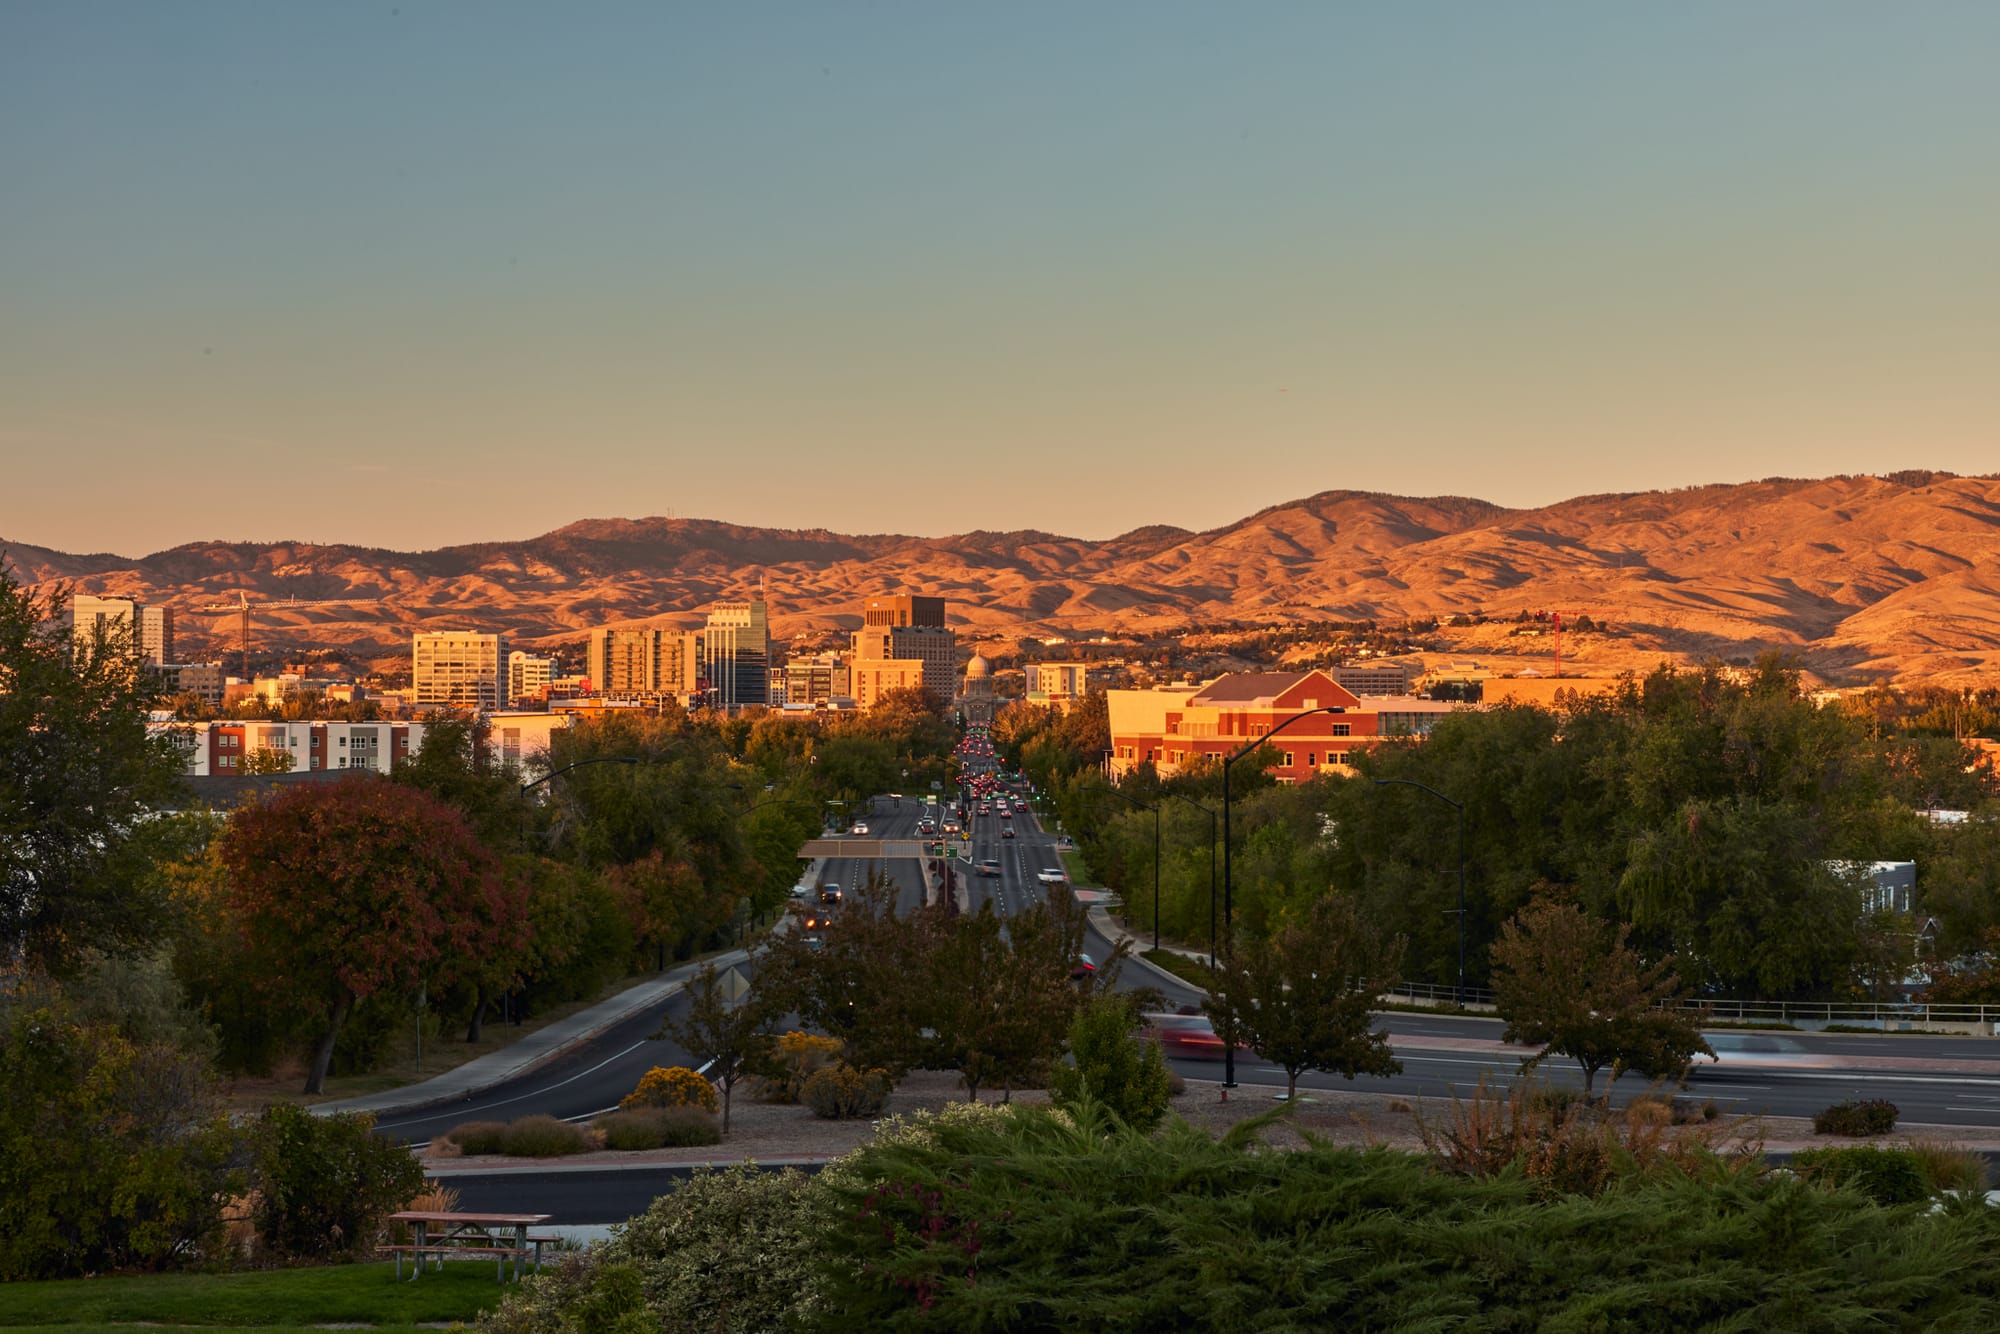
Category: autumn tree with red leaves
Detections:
[{"x1": 217, "y1": 776, "x2": 530, "y2": 1093}]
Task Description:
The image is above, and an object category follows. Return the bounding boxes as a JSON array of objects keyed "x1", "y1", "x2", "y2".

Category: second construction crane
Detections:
[{"x1": 195, "y1": 591, "x2": 383, "y2": 679}]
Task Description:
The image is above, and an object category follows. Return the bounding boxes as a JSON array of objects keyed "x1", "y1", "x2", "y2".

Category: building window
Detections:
[
  {"x1": 1282, "y1": 752, "x2": 1293, "y2": 767},
  {"x1": 1308, "y1": 752, "x2": 1317, "y2": 767},
  {"x1": 1332, "y1": 723, "x2": 1351, "y2": 737}
]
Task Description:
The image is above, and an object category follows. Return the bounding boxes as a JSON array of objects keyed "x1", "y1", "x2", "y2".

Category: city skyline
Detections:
[{"x1": 6, "y1": 3, "x2": 1998, "y2": 553}]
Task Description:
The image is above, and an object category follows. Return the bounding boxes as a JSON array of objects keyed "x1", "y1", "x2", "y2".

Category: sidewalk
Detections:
[
  {"x1": 315, "y1": 946, "x2": 752, "y2": 1119},
  {"x1": 1090, "y1": 905, "x2": 1212, "y2": 995}
]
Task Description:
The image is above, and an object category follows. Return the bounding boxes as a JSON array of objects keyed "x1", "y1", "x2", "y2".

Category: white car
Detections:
[
  {"x1": 1036, "y1": 869, "x2": 1068, "y2": 886},
  {"x1": 850, "y1": 822, "x2": 869, "y2": 835}
]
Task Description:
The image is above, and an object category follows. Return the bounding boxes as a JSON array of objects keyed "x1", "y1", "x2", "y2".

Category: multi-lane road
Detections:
[{"x1": 390, "y1": 778, "x2": 2000, "y2": 1220}]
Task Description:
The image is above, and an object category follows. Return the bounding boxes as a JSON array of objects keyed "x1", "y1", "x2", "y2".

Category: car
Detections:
[
  {"x1": 976, "y1": 859, "x2": 1003, "y2": 877},
  {"x1": 850, "y1": 822, "x2": 869, "y2": 835},
  {"x1": 1035, "y1": 868, "x2": 1067, "y2": 885},
  {"x1": 804, "y1": 935, "x2": 824, "y2": 951},
  {"x1": 1001, "y1": 826, "x2": 1015, "y2": 838},
  {"x1": 1070, "y1": 953, "x2": 1096, "y2": 980},
  {"x1": 819, "y1": 884, "x2": 842, "y2": 906},
  {"x1": 1139, "y1": 1012, "x2": 1227, "y2": 1060}
]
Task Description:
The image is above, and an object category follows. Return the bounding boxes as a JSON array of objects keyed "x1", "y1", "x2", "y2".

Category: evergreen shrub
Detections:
[
  {"x1": 252, "y1": 1103, "x2": 425, "y2": 1260},
  {"x1": 1791, "y1": 1146, "x2": 1930, "y2": 1206},
  {"x1": 1814, "y1": 1098, "x2": 1900, "y2": 1136}
]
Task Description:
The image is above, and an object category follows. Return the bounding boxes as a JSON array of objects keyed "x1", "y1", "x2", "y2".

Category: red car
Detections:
[{"x1": 1140, "y1": 1012, "x2": 1228, "y2": 1060}]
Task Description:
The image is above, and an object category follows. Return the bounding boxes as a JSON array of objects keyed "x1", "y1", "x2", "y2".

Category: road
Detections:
[{"x1": 392, "y1": 772, "x2": 2000, "y2": 1219}]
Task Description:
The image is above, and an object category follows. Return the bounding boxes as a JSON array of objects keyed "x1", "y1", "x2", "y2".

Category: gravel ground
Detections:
[{"x1": 426, "y1": 1069, "x2": 1950, "y2": 1172}]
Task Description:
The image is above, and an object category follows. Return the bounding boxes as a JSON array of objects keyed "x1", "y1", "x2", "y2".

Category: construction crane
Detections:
[{"x1": 194, "y1": 591, "x2": 383, "y2": 680}]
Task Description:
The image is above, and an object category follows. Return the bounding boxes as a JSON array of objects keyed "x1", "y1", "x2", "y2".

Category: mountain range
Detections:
[{"x1": 7, "y1": 471, "x2": 1999, "y2": 685}]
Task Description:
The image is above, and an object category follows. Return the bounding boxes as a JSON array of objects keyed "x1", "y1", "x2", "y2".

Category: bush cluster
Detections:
[
  {"x1": 761, "y1": 1031, "x2": 845, "y2": 1103},
  {"x1": 1791, "y1": 1146, "x2": 1931, "y2": 1205},
  {"x1": 446, "y1": 1115, "x2": 592, "y2": 1158},
  {"x1": 621, "y1": 1065, "x2": 719, "y2": 1113},
  {"x1": 593, "y1": 1106, "x2": 722, "y2": 1151},
  {"x1": 802, "y1": 1063, "x2": 893, "y2": 1120},
  {"x1": 1814, "y1": 1098, "x2": 1900, "y2": 1136},
  {"x1": 479, "y1": 1102, "x2": 2000, "y2": 1332}
]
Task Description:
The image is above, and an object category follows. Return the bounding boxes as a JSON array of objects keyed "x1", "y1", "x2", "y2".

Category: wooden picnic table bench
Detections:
[{"x1": 383, "y1": 1210, "x2": 554, "y2": 1282}]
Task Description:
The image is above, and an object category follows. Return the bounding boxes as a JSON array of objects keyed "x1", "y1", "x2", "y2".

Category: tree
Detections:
[
  {"x1": 1051, "y1": 995, "x2": 1172, "y2": 1131},
  {"x1": 240, "y1": 747, "x2": 296, "y2": 775},
  {"x1": 1, "y1": 564, "x2": 187, "y2": 971},
  {"x1": 1204, "y1": 895, "x2": 1404, "y2": 1100},
  {"x1": 216, "y1": 776, "x2": 530, "y2": 1093},
  {"x1": 1490, "y1": 897, "x2": 1713, "y2": 1098},
  {"x1": 656, "y1": 962, "x2": 781, "y2": 1135}
]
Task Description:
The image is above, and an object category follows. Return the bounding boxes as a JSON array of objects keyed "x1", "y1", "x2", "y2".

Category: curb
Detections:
[{"x1": 1091, "y1": 906, "x2": 1212, "y2": 997}]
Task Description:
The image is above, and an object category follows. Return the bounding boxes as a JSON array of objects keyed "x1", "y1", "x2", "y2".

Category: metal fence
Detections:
[{"x1": 1386, "y1": 982, "x2": 2000, "y2": 1029}]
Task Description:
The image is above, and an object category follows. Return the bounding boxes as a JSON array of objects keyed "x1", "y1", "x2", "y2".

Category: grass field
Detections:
[{"x1": 0, "y1": 1262, "x2": 508, "y2": 1331}]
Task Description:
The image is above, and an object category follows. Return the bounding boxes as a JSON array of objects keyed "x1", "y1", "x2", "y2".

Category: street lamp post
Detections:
[
  {"x1": 1090, "y1": 783, "x2": 1161, "y2": 953},
  {"x1": 1221, "y1": 706, "x2": 1343, "y2": 1089},
  {"x1": 1162, "y1": 793, "x2": 1218, "y2": 970},
  {"x1": 1374, "y1": 778, "x2": 1467, "y2": 1006}
]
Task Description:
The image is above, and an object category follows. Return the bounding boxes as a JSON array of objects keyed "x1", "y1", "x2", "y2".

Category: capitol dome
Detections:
[{"x1": 964, "y1": 653, "x2": 992, "y2": 680}]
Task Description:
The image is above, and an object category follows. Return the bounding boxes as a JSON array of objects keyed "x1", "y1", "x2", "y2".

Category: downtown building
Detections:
[
  {"x1": 1105, "y1": 670, "x2": 1461, "y2": 784},
  {"x1": 413, "y1": 631, "x2": 508, "y2": 711},
  {"x1": 849, "y1": 595, "x2": 953, "y2": 708}
]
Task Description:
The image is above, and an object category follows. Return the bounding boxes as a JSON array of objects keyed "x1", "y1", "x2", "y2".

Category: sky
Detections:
[{"x1": 3, "y1": 2, "x2": 1997, "y2": 555}]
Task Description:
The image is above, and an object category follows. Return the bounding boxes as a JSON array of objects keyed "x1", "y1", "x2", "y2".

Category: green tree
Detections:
[
  {"x1": 1490, "y1": 897, "x2": 1713, "y2": 1098},
  {"x1": 0, "y1": 564, "x2": 187, "y2": 971},
  {"x1": 1204, "y1": 895, "x2": 1403, "y2": 1100},
  {"x1": 1051, "y1": 995, "x2": 1172, "y2": 1132},
  {"x1": 240, "y1": 746, "x2": 296, "y2": 775},
  {"x1": 656, "y1": 961, "x2": 782, "y2": 1135},
  {"x1": 250, "y1": 1103, "x2": 424, "y2": 1260}
]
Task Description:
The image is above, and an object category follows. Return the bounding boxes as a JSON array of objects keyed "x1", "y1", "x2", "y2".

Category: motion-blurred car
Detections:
[
  {"x1": 849, "y1": 822, "x2": 869, "y2": 835},
  {"x1": 1035, "y1": 868, "x2": 1067, "y2": 886},
  {"x1": 1070, "y1": 953, "x2": 1096, "y2": 980},
  {"x1": 1140, "y1": 1012, "x2": 1227, "y2": 1060},
  {"x1": 977, "y1": 859, "x2": 1003, "y2": 877}
]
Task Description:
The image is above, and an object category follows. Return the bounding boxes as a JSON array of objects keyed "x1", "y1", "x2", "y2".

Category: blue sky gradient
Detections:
[{"x1": 4, "y1": 3, "x2": 1996, "y2": 552}]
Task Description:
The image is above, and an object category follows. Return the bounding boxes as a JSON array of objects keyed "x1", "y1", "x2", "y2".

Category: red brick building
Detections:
[{"x1": 1105, "y1": 670, "x2": 1457, "y2": 783}]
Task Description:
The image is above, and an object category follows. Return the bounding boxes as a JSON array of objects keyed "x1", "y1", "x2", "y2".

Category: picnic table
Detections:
[{"x1": 383, "y1": 1210, "x2": 554, "y2": 1282}]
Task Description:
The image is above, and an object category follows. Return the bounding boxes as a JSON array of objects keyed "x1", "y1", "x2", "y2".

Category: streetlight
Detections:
[
  {"x1": 1088, "y1": 783, "x2": 1161, "y2": 952},
  {"x1": 1374, "y1": 778, "x2": 1467, "y2": 1006},
  {"x1": 1161, "y1": 792, "x2": 1218, "y2": 970},
  {"x1": 1221, "y1": 706, "x2": 1343, "y2": 1090}
]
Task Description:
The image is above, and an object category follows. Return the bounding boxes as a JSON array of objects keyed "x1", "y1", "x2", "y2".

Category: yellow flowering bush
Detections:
[
  {"x1": 621, "y1": 1065, "x2": 718, "y2": 1113},
  {"x1": 762, "y1": 1031, "x2": 846, "y2": 1103}
]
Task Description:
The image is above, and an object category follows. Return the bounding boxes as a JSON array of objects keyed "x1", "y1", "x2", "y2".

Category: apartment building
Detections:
[
  {"x1": 851, "y1": 595, "x2": 953, "y2": 705},
  {"x1": 1106, "y1": 670, "x2": 1459, "y2": 783},
  {"x1": 1328, "y1": 660, "x2": 1421, "y2": 697},
  {"x1": 144, "y1": 660, "x2": 226, "y2": 706},
  {"x1": 586, "y1": 627, "x2": 698, "y2": 697},
  {"x1": 153, "y1": 719, "x2": 427, "y2": 776},
  {"x1": 780, "y1": 653, "x2": 850, "y2": 708},
  {"x1": 413, "y1": 631, "x2": 508, "y2": 711}
]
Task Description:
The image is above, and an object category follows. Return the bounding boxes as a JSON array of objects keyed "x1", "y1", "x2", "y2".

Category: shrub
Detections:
[
  {"x1": 499, "y1": 1115, "x2": 593, "y2": 1158},
  {"x1": 478, "y1": 1166, "x2": 831, "y2": 1334},
  {"x1": 252, "y1": 1103, "x2": 425, "y2": 1260},
  {"x1": 1050, "y1": 996, "x2": 1173, "y2": 1132},
  {"x1": 621, "y1": 1065, "x2": 719, "y2": 1113},
  {"x1": 1907, "y1": 1138, "x2": 1988, "y2": 1195},
  {"x1": 760, "y1": 1031, "x2": 845, "y2": 1103},
  {"x1": 1792, "y1": 1146, "x2": 1930, "y2": 1206},
  {"x1": 0, "y1": 1003, "x2": 244, "y2": 1278},
  {"x1": 445, "y1": 1120, "x2": 510, "y2": 1156},
  {"x1": 594, "y1": 1106, "x2": 722, "y2": 1151},
  {"x1": 1813, "y1": 1099, "x2": 1899, "y2": 1136},
  {"x1": 802, "y1": 1063, "x2": 893, "y2": 1120}
]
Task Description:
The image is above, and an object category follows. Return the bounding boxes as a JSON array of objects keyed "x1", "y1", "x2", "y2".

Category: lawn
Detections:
[{"x1": 0, "y1": 1262, "x2": 508, "y2": 1331}]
